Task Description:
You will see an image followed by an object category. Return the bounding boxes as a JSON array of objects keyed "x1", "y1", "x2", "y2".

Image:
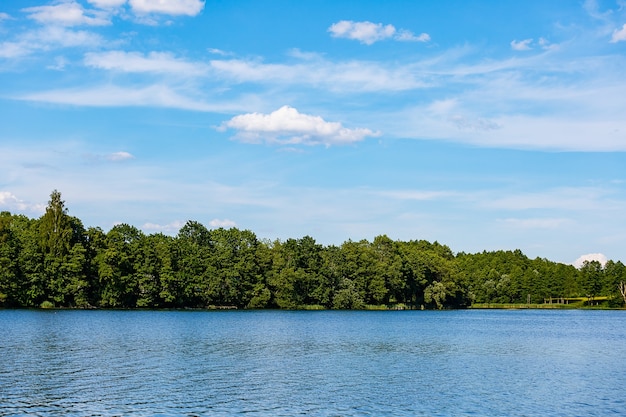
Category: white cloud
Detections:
[
  {"x1": 377, "y1": 190, "x2": 453, "y2": 201},
  {"x1": 449, "y1": 115, "x2": 501, "y2": 131},
  {"x1": 87, "y1": 0, "x2": 127, "y2": 8},
  {"x1": 395, "y1": 29, "x2": 431, "y2": 43},
  {"x1": 537, "y1": 37, "x2": 558, "y2": 51},
  {"x1": 0, "y1": 191, "x2": 45, "y2": 213},
  {"x1": 0, "y1": 26, "x2": 102, "y2": 58},
  {"x1": 511, "y1": 39, "x2": 533, "y2": 51},
  {"x1": 209, "y1": 218, "x2": 237, "y2": 228},
  {"x1": 85, "y1": 50, "x2": 208, "y2": 76},
  {"x1": 511, "y1": 38, "x2": 557, "y2": 51},
  {"x1": 22, "y1": 1, "x2": 111, "y2": 26},
  {"x1": 0, "y1": 12, "x2": 11, "y2": 21},
  {"x1": 498, "y1": 217, "x2": 570, "y2": 229},
  {"x1": 329, "y1": 20, "x2": 395, "y2": 45},
  {"x1": 37, "y1": 25, "x2": 103, "y2": 48},
  {"x1": 129, "y1": 0, "x2": 205, "y2": 16},
  {"x1": 481, "y1": 187, "x2": 614, "y2": 211},
  {"x1": 17, "y1": 84, "x2": 213, "y2": 111},
  {"x1": 328, "y1": 20, "x2": 429, "y2": 45},
  {"x1": 573, "y1": 253, "x2": 608, "y2": 268},
  {"x1": 611, "y1": 23, "x2": 626, "y2": 42},
  {"x1": 0, "y1": 41, "x2": 28, "y2": 59},
  {"x1": 47, "y1": 56, "x2": 68, "y2": 71},
  {"x1": 220, "y1": 105, "x2": 379, "y2": 146},
  {"x1": 209, "y1": 57, "x2": 427, "y2": 92},
  {"x1": 142, "y1": 220, "x2": 186, "y2": 233},
  {"x1": 15, "y1": 83, "x2": 259, "y2": 113},
  {"x1": 106, "y1": 151, "x2": 135, "y2": 161},
  {"x1": 207, "y1": 47, "x2": 231, "y2": 56}
]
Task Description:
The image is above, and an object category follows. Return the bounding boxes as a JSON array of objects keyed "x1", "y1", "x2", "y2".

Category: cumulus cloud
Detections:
[
  {"x1": 129, "y1": 0, "x2": 205, "y2": 16},
  {"x1": 220, "y1": 105, "x2": 379, "y2": 146},
  {"x1": 511, "y1": 38, "x2": 533, "y2": 51},
  {"x1": 573, "y1": 253, "x2": 608, "y2": 268},
  {"x1": 209, "y1": 218, "x2": 237, "y2": 228},
  {"x1": 0, "y1": 12, "x2": 11, "y2": 21},
  {"x1": 0, "y1": 191, "x2": 45, "y2": 213},
  {"x1": 22, "y1": 1, "x2": 111, "y2": 26},
  {"x1": 328, "y1": 20, "x2": 430, "y2": 45},
  {"x1": 611, "y1": 23, "x2": 626, "y2": 42}
]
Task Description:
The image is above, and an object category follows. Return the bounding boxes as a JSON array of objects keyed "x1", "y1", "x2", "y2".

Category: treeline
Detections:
[{"x1": 1, "y1": 191, "x2": 625, "y2": 309}]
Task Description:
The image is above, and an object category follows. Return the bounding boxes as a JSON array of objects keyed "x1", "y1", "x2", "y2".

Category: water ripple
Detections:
[{"x1": 1, "y1": 310, "x2": 625, "y2": 416}]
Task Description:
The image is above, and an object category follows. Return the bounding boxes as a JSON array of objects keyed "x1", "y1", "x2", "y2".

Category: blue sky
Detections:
[{"x1": 1, "y1": 0, "x2": 625, "y2": 265}]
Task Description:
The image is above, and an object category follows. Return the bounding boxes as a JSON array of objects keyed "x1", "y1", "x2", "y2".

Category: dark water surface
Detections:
[{"x1": 1, "y1": 309, "x2": 625, "y2": 416}]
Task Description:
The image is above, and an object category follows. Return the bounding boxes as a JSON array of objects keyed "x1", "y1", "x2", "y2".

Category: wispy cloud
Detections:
[
  {"x1": 208, "y1": 57, "x2": 429, "y2": 92},
  {"x1": 23, "y1": 1, "x2": 111, "y2": 26},
  {"x1": 482, "y1": 187, "x2": 620, "y2": 211},
  {"x1": 17, "y1": 84, "x2": 217, "y2": 112},
  {"x1": 106, "y1": 151, "x2": 135, "y2": 161},
  {"x1": 328, "y1": 20, "x2": 430, "y2": 45},
  {"x1": 511, "y1": 39, "x2": 533, "y2": 51},
  {"x1": 498, "y1": 217, "x2": 571, "y2": 230},
  {"x1": 0, "y1": 26, "x2": 102, "y2": 58},
  {"x1": 219, "y1": 105, "x2": 380, "y2": 146},
  {"x1": 85, "y1": 50, "x2": 208, "y2": 76},
  {"x1": 376, "y1": 190, "x2": 455, "y2": 201},
  {"x1": 511, "y1": 38, "x2": 557, "y2": 51}
]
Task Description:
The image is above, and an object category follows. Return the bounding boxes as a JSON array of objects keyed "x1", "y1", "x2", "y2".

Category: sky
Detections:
[{"x1": 0, "y1": 0, "x2": 625, "y2": 266}]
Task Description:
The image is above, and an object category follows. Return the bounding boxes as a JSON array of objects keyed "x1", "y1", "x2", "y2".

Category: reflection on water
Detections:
[{"x1": 1, "y1": 310, "x2": 625, "y2": 416}]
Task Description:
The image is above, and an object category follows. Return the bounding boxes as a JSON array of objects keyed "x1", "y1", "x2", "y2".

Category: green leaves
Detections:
[{"x1": 1, "y1": 190, "x2": 623, "y2": 309}]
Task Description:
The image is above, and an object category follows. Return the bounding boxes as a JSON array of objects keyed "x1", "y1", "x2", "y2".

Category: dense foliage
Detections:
[{"x1": 1, "y1": 191, "x2": 624, "y2": 309}]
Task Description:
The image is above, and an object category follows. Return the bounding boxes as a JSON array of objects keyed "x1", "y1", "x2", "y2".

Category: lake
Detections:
[{"x1": 1, "y1": 309, "x2": 625, "y2": 416}]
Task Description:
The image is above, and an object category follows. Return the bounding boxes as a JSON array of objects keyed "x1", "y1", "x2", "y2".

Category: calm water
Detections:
[{"x1": 1, "y1": 309, "x2": 625, "y2": 416}]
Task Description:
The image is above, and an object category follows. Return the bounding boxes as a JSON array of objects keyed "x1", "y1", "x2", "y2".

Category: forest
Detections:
[{"x1": 1, "y1": 190, "x2": 625, "y2": 310}]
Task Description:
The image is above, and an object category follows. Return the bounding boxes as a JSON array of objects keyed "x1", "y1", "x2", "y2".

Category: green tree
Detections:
[
  {"x1": 173, "y1": 221, "x2": 214, "y2": 307},
  {"x1": 580, "y1": 260, "x2": 603, "y2": 304},
  {"x1": 603, "y1": 260, "x2": 625, "y2": 306},
  {"x1": 0, "y1": 212, "x2": 21, "y2": 306},
  {"x1": 206, "y1": 228, "x2": 260, "y2": 307},
  {"x1": 97, "y1": 224, "x2": 143, "y2": 307},
  {"x1": 33, "y1": 190, "x2": 91, "y2": 307}
]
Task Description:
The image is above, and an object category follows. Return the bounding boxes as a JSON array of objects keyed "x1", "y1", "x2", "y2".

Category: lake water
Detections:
[{"x1": 1, "y1": 309, "x2": 625, "y2": 416}]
